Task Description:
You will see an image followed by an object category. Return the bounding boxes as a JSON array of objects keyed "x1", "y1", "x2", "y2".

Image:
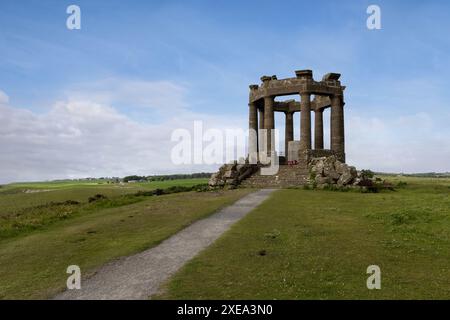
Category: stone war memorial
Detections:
[{"x1": 209, "y1": 69, "x2": 368, "y2": 189}]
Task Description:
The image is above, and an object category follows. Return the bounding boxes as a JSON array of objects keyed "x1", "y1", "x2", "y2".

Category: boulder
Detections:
[
  {"x1": 316, "y1": 175, "x2": 332, "y2": 186},
  {"x1": 323, "y1": 156, "x2": 337, "y2": 177},
  {"x1": 208, "y1": 160, "x2": 258, "y2": 188},
  {"x1": 335, "y1": 162, "x2": 348, "y2": 175},
  {"x1": 328, "y1": 170, "x2": 341, "y2": 181},
  {"x1": 223, "y1": 169, "x2": 236, "y2": 179},
  {"x1": 337, "y1": 171, "x2": 353, "y2": 186},
  {"x1": 313, "y1": 161, "x2": 325, "y2": 175},
  {"x1": 309, "y1": 155, "x2": 359, "y2": 188},
  {"x1": 337, "y1": 165, "x2": 357, "y2": 186}
]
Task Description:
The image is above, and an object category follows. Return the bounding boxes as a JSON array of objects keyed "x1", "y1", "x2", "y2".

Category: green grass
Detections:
[
  {"x1": 0, "y1": 178, "x2": 209, "y2": 240},
  {"x1": 0, "y1": 178, "x2": 208, "y2": 213},
  {"x1": 0, "y1": 188, "x2": 251, "y2": 299},
  {"x1": 156, "y1": 176, "x2": 450, "y2": 299}
]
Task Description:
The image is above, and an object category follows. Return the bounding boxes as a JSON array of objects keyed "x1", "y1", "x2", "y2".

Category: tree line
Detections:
[{"x1": 122, "y1": 172, "x2": 212, "y2": 182}]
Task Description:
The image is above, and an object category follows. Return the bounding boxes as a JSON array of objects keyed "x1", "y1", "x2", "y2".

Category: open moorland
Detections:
[
  {"x1": 1, "y1": 175, "x2": 449, "y2": 299},
  {"x1": 156, "y1": 175, "x2": 450, "y2": 299},
  {"x1": 0, "y1": 178, "x2": 253, "y2": 299}
]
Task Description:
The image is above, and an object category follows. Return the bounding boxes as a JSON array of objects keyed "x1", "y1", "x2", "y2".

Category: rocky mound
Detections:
[
  {"x1": 309, "y1": 155, "x2": 379, "y2": 190},
  {"x1": 208, "y1": 161, "x2": 257, "y2": 188}
]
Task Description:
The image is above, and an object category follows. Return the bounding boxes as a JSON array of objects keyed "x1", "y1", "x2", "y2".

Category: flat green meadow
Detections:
[
  {"x1": 0, "y1": 179, "x2": 209, "y2": 239},
  {"x1": 0, "y1": 179, "x2": 208, "y2": 213},
  {"x1": 156, "y1": 175, "x2": 450, "y2": 299},
  {"x1": 0, "y1": 178, "x2": 255, "y2": 299},
  {"x1": 1, "y1": 175, "x2": 449, "y2": 300}
]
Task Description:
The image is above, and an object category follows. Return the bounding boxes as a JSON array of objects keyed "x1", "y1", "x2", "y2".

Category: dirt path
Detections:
[{"x1": 55, "y1": 189, "x2": 275, "y2": 300}]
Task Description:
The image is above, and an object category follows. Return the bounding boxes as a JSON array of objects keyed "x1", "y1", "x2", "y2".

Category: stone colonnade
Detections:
[{"x1": 248, "y1": 70, "x2": 346, "y2": 162}]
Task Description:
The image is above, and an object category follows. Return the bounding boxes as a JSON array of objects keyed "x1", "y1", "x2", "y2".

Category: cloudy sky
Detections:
[{"x1": 1, "y1": 0, "x2": 450, "y2": 183}]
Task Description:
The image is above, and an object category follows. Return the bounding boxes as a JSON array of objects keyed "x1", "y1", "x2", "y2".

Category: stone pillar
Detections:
[
  {"x1": 248, "y1": 102, "x2": 258, "y2": 163},
  {"x1": 285, "y1": 112, "x2": 293, "y2": 156},
  {"x1": 263, "y1": 96, "x2": 275, "y2": 155},
  {"x1": 258, "y1": 107, "x2": 265, "y2": 154},
  {"x1": 258, "y1": 107, "x2": 265, "y2": 130},
  {"x1": 330, "y1": 94, "x2": 345, "y2": 158},
  {"x1": 314, "y1": 109, "x2": 324, "y2": 149},
  {"x1": 300, "y1": 93, "x2": 311, "y2": 150}
]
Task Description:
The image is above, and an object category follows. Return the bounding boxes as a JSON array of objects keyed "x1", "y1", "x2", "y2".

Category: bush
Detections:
[
  {"x1": 192, "y1": 184, "x2": 209, "y2": 192},
  {"x1": 360, "y1": 169, "x2": 375, "y2": 179},
  {"x1": 397, "y1": 181, "x2": 407, "y2": 188},
  {"x1": 62, "y1": 200, "x2": 80, "y2": 205},
  {"x1": 165, "y1": 185, "x2": 191, "y2": 194},
  {"x1": 133, "y1": 184, "x2": 209, "y2": 197},
  {"x1": 134, "y1": 190, "x2": 155, "y2": 197},
  {"x1": 153, "y1": 188, "x2": 165, "y2": 195},
  {"x1": 88, "y1": 194, "x2": 108, "y2": 203}
]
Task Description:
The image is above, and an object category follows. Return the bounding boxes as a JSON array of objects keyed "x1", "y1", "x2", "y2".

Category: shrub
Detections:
[
  {"x1": 134, "y1": 190, "x2": 155, "y2": 197},
  {"x1": 133, "y1": 184, "x2": 209, "y2": 197},
  {"x1": 88, "y1": 194, "x2": 108, "y2": 203},
  {"x1": 62, "y1": 200, "x2": 80, "y2": 205},
  {"x1": 360, "y1": 169, "x2": 375, "y2": 179},
  {"x1": 192, "y1": 184, "x2": 209, "y2": 192},
  {"x1": 397, "y1": 181, "x2": 407, "y2": 188}
]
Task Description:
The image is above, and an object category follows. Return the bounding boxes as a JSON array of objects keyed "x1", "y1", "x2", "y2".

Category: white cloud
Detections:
[
  {"x1": 346, "y1": 112, "x2": 450, "y2": 173},
  {"x1": 0, "y1": 90, "x2": 9, "y2": 105},
  {"x1": 0, "y1": 82, "x2": 246, "y2": 184},
  {"x1": 1, "y1": 77, "x2": 449, "y2": 184},
  {"x1": 65, "y1": 78, "x2": 189, "y2": 113}
]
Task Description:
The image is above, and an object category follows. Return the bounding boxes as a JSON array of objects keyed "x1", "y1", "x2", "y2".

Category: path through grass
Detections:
[
  {"x1": 157, "y1": 177, "x2": 450, "y2": 299},
  {"x1": 0, "y1": 189, "x2": 251, "y2": 299}
]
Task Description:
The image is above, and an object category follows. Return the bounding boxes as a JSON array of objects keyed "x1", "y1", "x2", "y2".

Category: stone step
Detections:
[{"x1": 240, "y1": 164, "x2": 310, "y2": 188}]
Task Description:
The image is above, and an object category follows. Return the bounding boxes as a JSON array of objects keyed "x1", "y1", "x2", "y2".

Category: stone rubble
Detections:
[
  {"x1": 208, "y1": 160, "x2": 257, "y2": 188},
  {"x1": 309, "y1": 155, "x2": 371, "y2": 189}
]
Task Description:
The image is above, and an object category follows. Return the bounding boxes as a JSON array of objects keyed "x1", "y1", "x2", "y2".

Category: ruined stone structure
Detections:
[
  {"x1": 209, "y1": 69, "x2": 352, "y2": 188},
  {"x1": 248, "y1": 69, "x2": 346, "y2": 164}
]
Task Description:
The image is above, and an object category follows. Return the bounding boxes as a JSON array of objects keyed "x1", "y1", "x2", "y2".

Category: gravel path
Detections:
[{"x1": 55, "y1": 189, "x2": 275, "y2": 300}]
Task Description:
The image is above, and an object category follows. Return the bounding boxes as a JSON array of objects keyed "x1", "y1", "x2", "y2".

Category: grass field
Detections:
[
  {"x1": 0, "y1": 178, "x2": 209, "y2": 239},
  {"x1": 156, "y1": 176, "x2": 450, "y2": 299},
  {"x1": 0, "y1": 179, "x2": 208, "y2": 213},
  {"x1": 0, "y1": 187, "x2": 251, "y2": 299}
]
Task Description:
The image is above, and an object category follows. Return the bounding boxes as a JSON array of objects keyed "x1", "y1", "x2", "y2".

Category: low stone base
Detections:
[
  {"x1": 208, "y1": 153, "x2": 347, "y2": 189},
  {"x1": 238, "y1": 164, "x2": 309, "y2": 188}
]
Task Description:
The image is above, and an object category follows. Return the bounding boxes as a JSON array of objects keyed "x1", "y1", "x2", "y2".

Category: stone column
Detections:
[
  {"x1": 285, "y1": 112, "x2": 293, "y2": 156},
  {"x1": 258, "y1": 107, "x2": 265, "y2": 155},
  {"x1": 259, "y1": 107, "x2": 265, "y2": 130},
  {"x1": 248, "y1": 102, "x2": 258, "y2": 163},
  {"x1": 330, "y1": 94, "x2": 345, "y2": 157},
  {"x1": 263, "y1": 96, "x2": 275, "y2": 155},
  {"x1": 314, "y1": 109, "x2": 324, "y2": 149},
  {"x1": 300, "y1": 93, "x2": 311, "y2": 150}
]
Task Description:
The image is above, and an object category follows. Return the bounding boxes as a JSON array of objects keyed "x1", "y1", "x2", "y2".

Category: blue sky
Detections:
[{"x1": 1, "y1": 0, "x2": 450, "y2": 182}]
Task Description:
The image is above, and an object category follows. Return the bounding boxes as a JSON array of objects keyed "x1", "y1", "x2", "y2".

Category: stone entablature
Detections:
[
  {"x1": 249, "y1": 70, "x2": 345, "y2": 103},
  {"x1": 272, "y1": 96, "x2": 331, "y2": 113}
]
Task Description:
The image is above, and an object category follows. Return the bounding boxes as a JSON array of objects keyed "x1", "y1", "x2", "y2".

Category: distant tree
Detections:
[
  {"x1": 360, "y1": 169, "x2": 375, "y2": 179},
  {"x1": 123, "y1": 175, "x2": 146, "y2": 182}
]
